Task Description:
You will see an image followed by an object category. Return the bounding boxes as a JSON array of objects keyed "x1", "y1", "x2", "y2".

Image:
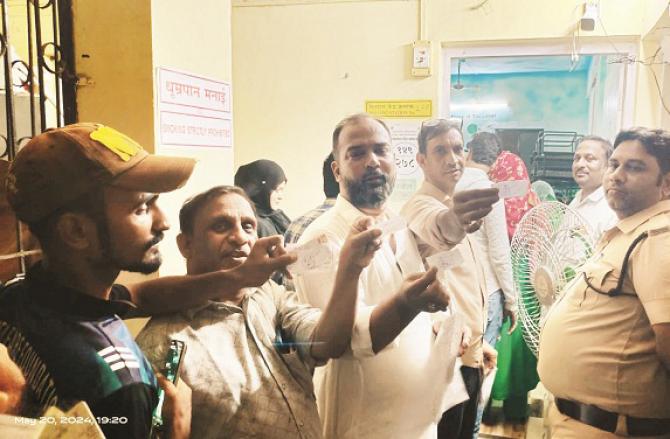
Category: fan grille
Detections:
[{"x1": 511, "y1": 201, "x2": 595, "y2": 356}]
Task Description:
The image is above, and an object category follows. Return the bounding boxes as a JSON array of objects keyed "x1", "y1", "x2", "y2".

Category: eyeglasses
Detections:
[{"x1": 421, "y1": 117, "x2": 463, "y2": 131}]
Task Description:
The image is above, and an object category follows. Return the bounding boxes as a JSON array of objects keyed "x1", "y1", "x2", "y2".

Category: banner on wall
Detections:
[
  {"x1": 157, "y1": 67, "x2": 233, "y2": 148},
  {"x1": 366, "y1": 100, "x2": 430, "y2": 210},
  {"x1": 385, "y1": 121, "x2": 424, "y2": 211},
  {"x1": 365, "y1": 100, "x2": 432, "y2": 119}
]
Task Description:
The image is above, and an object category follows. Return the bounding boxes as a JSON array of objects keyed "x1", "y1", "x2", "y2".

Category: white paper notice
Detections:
[
  {"x1": 375, "y1": 216, "x2": 406, "y2": 239},
  {"x1": 494, "y1": 180, "x2": 529, "y2": 199},
  {"x1": 286, "y1": 235, "x2": 334, "y2": 275},
  {"x1": 434, "y1": 311, "x2": 470, "y2": 416},
  {"x1": 426, "y1": 248, "x2": 464, "y2": 270},
  {"x1": 479, "y1": 367, "x2": 498, "y2": 406}
]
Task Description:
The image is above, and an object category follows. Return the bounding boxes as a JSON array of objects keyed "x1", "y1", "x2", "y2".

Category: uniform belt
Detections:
[{"x1": 556, "y1": 398, "x2": 670, "y2": 437}]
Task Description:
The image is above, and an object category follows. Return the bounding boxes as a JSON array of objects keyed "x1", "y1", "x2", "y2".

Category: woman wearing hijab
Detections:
[
  {"x1": 234, "y1": 159, "x2": 291, "y2": 238},
  {"x1": 480, "y1": 134, "x2": 540, "y2": 428}
]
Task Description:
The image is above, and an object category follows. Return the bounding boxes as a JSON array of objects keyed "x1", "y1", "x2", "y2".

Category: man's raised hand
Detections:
[
  {"x1": 236, "y1": 235, "x2": 297, "y2": 287},
  {"x1": 398, "y1": 267, "x2": 450, "y2": 313},
  {"x1": 452, "y1": 188, "x2": 500, "y2": 233},
  {"x1": 339, "y1": 217, "x2": 383, "y2": 272}
]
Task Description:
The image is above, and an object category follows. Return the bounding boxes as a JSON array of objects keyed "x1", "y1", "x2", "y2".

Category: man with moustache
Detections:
[
  {"x1": 293, "y1": 114, "x2": 494, "y2": 439},
  {"x1": 0, "y1": 124, "x2": 293, "y2": 438},
  {"x1": 138, "y1": 185, "x2": 406, "y2": 438},
  {"x1": 400, "y1": 120, "x2": 500, "y2": 439},
  {"x1": 570, "y1": 135, "x2": 617, "y2": 238},
  {"x1": 539, "y1": 127, "x2": 670, "y2": 438}
]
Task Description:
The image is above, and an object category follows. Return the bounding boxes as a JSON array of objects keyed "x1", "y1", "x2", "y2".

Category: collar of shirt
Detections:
[
  {"x1": 418, "y1": 180, "x2": 451, "y2": 204},
  {"x1": 334, "y1": 194, "x2": 395, "y2": 223},
  {"x1": 24, "y1": 262, "x2": 136, "y2": 318},
  {"x1": 613, "y1": 199, "x2": 670, "y2": 235},
  {"x1": 181, "y1": 289, "x2": 257, "y2": 320},
  {"x1": 576, "y1": 186, "x2": 606, "y2": 205}
]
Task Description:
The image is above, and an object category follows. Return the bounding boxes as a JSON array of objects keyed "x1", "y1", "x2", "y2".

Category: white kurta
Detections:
[
  {"x1": 568, "y1": 186, "x2": 618, "y2": 239},
  {"x1": 293, "y1": 196, "x2": 450, "y2": 439}
]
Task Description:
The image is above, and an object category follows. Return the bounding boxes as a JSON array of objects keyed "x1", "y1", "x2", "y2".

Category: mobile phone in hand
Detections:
[{"x1": 151, "y1": 339, "x2": 187, "y2": 435}]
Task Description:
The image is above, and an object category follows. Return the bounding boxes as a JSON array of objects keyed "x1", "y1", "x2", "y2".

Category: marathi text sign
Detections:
[
  {"x1": 157, "y1": 67, "x2": 232, "y2": 147},
  {"x1": 365, "y1": 100, "x2": 432, "y2": 119}
]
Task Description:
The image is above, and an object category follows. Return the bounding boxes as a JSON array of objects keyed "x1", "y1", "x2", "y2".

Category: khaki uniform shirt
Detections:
[
  {"x1": 539, "y1": 200, "x2": 670, "y2": 419},
  {"x1": 401, "y1": 181, "x2": 488, "y2": 368}
]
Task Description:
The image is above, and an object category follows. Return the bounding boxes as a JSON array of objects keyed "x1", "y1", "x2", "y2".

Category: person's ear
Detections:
[
  {"x1": 55, "y1": 213, "x2": 97, "y2": 250},
  {"x1": 416, "y1": 152, "x2": 427, "y2": 168},
  {"x1": 331, "y1": 159, "x2": 342, "y2": 183},
  {"x1": 466, "y1": 149, "x2": 473, "y2": 162},
  {"x1": 176, "y1": 232, "x2": 192, "y2": 259},
  {"x1": 660, "y1": 171, "x2": 670, "y2": 199}
]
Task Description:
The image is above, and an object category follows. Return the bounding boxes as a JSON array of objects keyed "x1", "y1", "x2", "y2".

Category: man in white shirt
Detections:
[
  {"x1": 293, "y1": 114, "x2": 494, "y2": 439},
  {"x1": 138, "y1": 185, "x2": 398, "y2": 438},
  {"x1": 458, "y1": 131, "x2": 516, "y2": 439},
  {"x1": 570, "y1": 135, "x2": 618, "y2": 238},
  {"x1": 401, "y1": 121, "x2": 500, "y2": 439}
]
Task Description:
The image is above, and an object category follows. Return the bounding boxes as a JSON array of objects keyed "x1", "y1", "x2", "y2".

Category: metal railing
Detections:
[{"x1": 0, "y1": 0, "x2": 76, "y2": 277}]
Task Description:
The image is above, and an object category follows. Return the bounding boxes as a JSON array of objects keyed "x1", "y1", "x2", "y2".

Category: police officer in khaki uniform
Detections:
[{"x1": 538, "y1": 127, "x2": 670, "y2": 438}]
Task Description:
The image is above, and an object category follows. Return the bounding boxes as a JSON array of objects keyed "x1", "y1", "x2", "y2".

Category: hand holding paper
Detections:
[
  {"x1": 494, "y1": 180, "x2": 529, "y2": 199},
  {"x1": 286, "y1": 235, "x2": 335, "y2": 275}
]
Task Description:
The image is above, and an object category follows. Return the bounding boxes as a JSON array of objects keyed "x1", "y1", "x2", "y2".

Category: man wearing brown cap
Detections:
[{"x1": 0, "y1": 123, "x2": 294, "y2": 438}]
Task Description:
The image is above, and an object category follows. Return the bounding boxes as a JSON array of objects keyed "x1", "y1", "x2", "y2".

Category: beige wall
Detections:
[
  {"x1": 232, "y1": 0, "x2": 668, "y2": 218},
  {"x1": 233, "y1": 1, "x2": 426, "y2": 218},
  {"x1": 151, "y1": 0, "x2": 234, "y2": 278},
  {"x1": 74, "y1": 1, "x2": 234, "y2": 334}
]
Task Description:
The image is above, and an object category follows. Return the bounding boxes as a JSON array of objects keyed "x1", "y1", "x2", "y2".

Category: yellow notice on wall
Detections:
[{"x1": 365, "y1": 100, "x2": 432, "y2": 119}]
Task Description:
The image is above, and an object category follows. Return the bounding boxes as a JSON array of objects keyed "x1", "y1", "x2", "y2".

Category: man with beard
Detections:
[
  {"x1": 570, "y1": 135, "x2": 617, "y2": 238},
  {"x1": 400, "y1": 120, "x2": 500, "y2": 439},
  {"x1": 539, "y1": 127, "x2": 670, "y2": 438},
  {"x1": 293, "y1": 114, "x2": 494, "y2": 438},
  {"x1": 0, "y1": 124, "x2": 293, "y2": 438}
]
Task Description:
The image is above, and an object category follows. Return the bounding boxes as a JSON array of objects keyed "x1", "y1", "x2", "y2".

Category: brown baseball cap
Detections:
[{"x1": 6, "y1": 123, "x2": 196, "y2": 223}]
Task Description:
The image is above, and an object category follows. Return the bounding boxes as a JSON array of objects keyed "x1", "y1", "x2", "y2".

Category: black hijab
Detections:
[{"x1": 234, "y1": 159, "x2": 291, "y2": 237}]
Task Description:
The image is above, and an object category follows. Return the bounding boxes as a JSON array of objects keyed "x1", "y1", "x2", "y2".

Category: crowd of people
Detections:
[{"x1": 0, "y1": 115, "x2": 668, "y2": 439}]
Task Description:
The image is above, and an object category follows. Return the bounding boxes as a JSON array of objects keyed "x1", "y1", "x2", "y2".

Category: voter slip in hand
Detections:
[
  {"x1": 286, "y1": 235, "x2": 335, "y2": 275},
  {"x1": 374, "y1": 216, "x2": 406, "y2": 239},
  {"x1": 426, "y1": 248, "x2": 464, "y2": 270},
  {"x1": 494, "y1": 180, "x2": 529, "y2": 199}
]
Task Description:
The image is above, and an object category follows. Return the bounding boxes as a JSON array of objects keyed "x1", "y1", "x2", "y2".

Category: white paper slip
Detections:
[
  {"x1": 286, "y1": 235, "x2": 335, "y2": 275},
  {"x1": 375, "y1": 216, "x2": 406, "y2": 238},
  {"x1": 494, "y1": 180, "x2": 529, "y2": 199},
  {"x1": 479, "y1": 366, "x2": 498, "y2": 406},
  {"x1": 426, "y1": 248, "x2": 464, "y2": 270}
]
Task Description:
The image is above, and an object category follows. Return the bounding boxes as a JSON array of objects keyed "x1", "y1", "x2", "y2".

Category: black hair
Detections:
[
  {"x1": 27, "y1": 187, "x2": 106, "y2": 249},
  {"x1": 466, "y1": 132, "x2": 502, "y2": 166},
  {"x1": 331, "y1": 113, "x2": 392, "y2": 160},
  {"x1": 418, "y1": 119, "x2": 463, "y2": 154},
  {"x1": 580, "y1": 135, "x2": 613, "y2": 160},
  {"x1": 233, "y1": 160, "x2": 287, "y2": 212},
  {"x1": 613, "y1": 127, "x2": 670, "y2": 175},
  {"x1": 323, "y1": 153, "x2": 339, "y2": 198}
]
